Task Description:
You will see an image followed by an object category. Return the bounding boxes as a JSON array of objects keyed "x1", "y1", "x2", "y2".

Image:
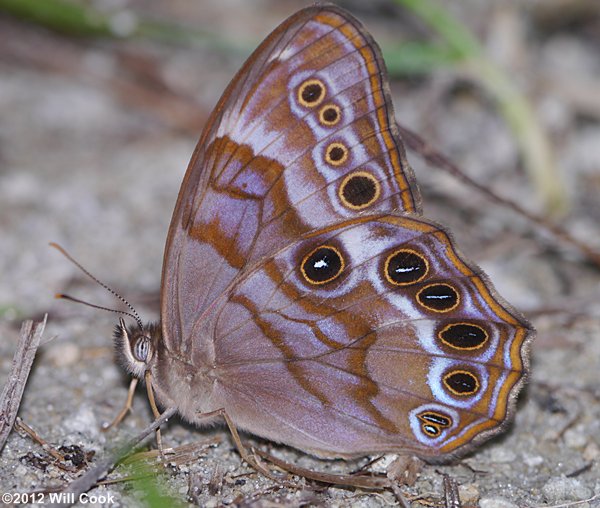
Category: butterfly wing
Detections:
[
  {"x1": 158, "y1": 5, "x2": 533, "y2": 458},
  {"x1": 161, "y1": 5, "x2": 421, "y2": 353},
  {"x1": 208, "y1": 214, "x2": 532, "y2": 457}
]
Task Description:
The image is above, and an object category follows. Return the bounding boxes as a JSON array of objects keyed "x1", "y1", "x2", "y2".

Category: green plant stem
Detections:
[
  {"x1": 0, "y1": 0, "x2": 112, "y2": 36},
  {"x1": 393, "y1": 0, "x2": 567, "y2": 214},
  {"x1": 466, "y1": 58, "x2": 565, "y2": 213},
  {"x1": 0, "y1": 0, "x2": 247, "y2": 55}
]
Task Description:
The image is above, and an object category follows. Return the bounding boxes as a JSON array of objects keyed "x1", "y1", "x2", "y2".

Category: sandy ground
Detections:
[{"x1": 1, "y1": 0, "x2": 599, "y2": 506}]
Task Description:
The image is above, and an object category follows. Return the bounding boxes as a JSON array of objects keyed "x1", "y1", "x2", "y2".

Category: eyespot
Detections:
[
  {"x1": 417, "y1": 410, "x2": 452, "y2": 438},
  {"x1": 443, "y1": 370, "x2": 480, "y2": 396},
  {"x1": 301, "y1": 245, "x2": 345, "y2": 285},
  {"x1": 338, "y1": 171, "x2": 380, "y2": 210},
  {"x1": 325, "y1": 142, "x2": 348, "y2": 166},
  {"x1": 298, "y1": 79, "x2": 326, "y2": 107},
  {"x1": 421, "y1": 423, "x2": 440, "y2": 437},
  {"x1": 384, "y1": 249, "x2": 428, "y2": 286},
  {"x1": 438, "y1": 323, "x2": 488, "y2": 350},
  {"x1": 319, "y1": 104, "x2": 341, "y2": 126},
  {"x1": 419, "y1": 411, "x2": 452, "y2": 427},
  {"x1": 416, "y1": 283, "x2": 459, "y2": 312},
  {"x1": 134, "y1": 336, "x2": 150, "y2": 362}
]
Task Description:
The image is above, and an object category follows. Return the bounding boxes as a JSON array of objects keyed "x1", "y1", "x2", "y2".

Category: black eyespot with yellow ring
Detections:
[
  {"x1": 416, "y1": 283, "x2": 460, "y2": 313},
  {"x1": 298, "y1": 79, "x2": 326, "y2": 107},
  {"x1": 300, "y1": 245, "x2": 345, "y2": 285},
  {"x1": 319, "y1": 104, "x2": 341, "y2": 126},
  {"x1": 325, "y1": 142, "x2": 349, "y2": 166},
  {"x1": 417, "y1": 410, "x2": 452, "y2": 437},
  {"x1": 438, "y1": 322, "x2": 488, "y2": 350},
  {"x1": 338, "y1": 171, "x2": 380, "y2": 210},
  {"x1": 442, "y1": 370, "x2": 480, "y2": 396},
  {"x1": 384, "y1": 249, "x2": 429, "y2": 286}
]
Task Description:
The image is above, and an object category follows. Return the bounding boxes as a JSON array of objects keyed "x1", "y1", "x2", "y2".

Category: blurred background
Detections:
[{"x1": 0, "y1": 0, "x2": 599, "y2": 506}]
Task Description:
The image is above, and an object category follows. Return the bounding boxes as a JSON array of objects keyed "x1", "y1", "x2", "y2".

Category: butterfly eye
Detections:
[
  {"x1": 301, "y1": 245, "x2": 345, "y2": 285},
  {"x1": 134, "y1": 336, "x2": 151, "y2": 362},
  {"x1": 384, "y1": 249, "x2": 428, "y2": 286}
]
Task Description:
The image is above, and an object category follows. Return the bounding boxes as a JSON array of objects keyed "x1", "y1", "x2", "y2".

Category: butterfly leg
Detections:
[
  {"x1": 102, "y1": 377, "x2": 138, "y2": 431},
  {"x1": 144, "y1": 371, "x2": 164, "y2": 456},
  {"x1": 252, "y1": 449, "x2": 411, "y2": 506},
  {"x1": 253, "y1": 448, "x2": 390, "y2": 489},
  {"x1": 195, "y1": 408, "x2": 286, "y2": 483}
]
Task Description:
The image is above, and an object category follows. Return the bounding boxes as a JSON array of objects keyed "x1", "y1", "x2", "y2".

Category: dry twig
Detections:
[
  {"x1": 0, "y1": 315, "x2": 47, "y2": 453},
  {"x1": 398, "y1": 123, "x2": 600, "y2": 268}
]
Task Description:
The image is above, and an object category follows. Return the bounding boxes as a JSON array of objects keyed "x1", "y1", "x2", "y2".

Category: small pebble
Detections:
[
  {"x1": 523, "y1": 454, "x2": 544, "y2": 467},
  {"x1": 542, "y1": 476, "x2": 592, "y2": 502},
  {"x1": 15, "y1": 464, "x2": 29, "y2": 477},
  {"x1": 489, "y1": 447, "x2": 516, "y2": 463},
  {"x1": 370, "y1": 453, "x2": 396, "y2": 473},
  {"x1": 45, "y1": 342, "x2": 81, "y2": 367},
  {"x1": 458, "y1": 483, "x2": 479, "y2": 504},
  {"x1": 564, "y1": 425, "x2": 588, "y2": 449},
  {"x1": 479, "y1": 496, "x2": 519, "y2": 508},
  {"x1": 582, "y1": 441, "x2": 600, "y2": 461}
]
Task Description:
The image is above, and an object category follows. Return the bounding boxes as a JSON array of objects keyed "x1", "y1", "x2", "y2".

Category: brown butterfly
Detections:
[{"x1": 113, "y1": 4, "x2": 533, "y2": 460}]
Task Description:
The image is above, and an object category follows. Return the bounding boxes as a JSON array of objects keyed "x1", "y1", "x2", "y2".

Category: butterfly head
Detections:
[{"x1": 114, "y1": 317, "x2": 161, "y2": 379}]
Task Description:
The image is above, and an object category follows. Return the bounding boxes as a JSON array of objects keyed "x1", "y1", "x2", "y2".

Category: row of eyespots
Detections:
[
  {"x1": 297, "y1": 79, "x2": 380, "y2": 211},
  {"x1": 418, "y1": 369, "x2": 481, "y2": 440},
  {"x1": 382, "y1": 250, "x2": 490, "y2": 345},
  {"x1": 300, "y1": 245, "x2": 461, "y2": 314},
  {"x1": 299, "y1": 245, "x2": 484, "y2": 402},
  {"x1": 382, "y1": 248, "x2": 485, "y2": 401},
  {"x1": 298, "y1": 79, "x2": 342, "y2": 130},
  {"x1": 300, "y1": 247, "x2": 488, "y2": 337},
  {"x1": 298, "y1": 79, "x2": 341, "y2": 127},
  {"x1": 383, "y1": 249, "x2": 460, "y2": 313}
]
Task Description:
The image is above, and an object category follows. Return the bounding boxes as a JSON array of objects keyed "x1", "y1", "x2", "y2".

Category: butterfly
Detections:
[{"x1": 113, "y1": 4, "x2": 533, "y2": 460}]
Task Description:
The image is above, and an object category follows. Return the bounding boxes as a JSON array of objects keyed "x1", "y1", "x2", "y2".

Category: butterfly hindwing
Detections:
[{"x1": 209, "y1": 214, "x2": 531, "y2": 457}]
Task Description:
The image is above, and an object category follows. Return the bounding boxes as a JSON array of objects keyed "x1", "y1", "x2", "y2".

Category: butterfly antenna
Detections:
[
  {"x1": 55, "y1": 293, "x2": 142, "y2": 324},
  {"x1": 49, "y1": 242, "x2": 144, "y2": 329}
]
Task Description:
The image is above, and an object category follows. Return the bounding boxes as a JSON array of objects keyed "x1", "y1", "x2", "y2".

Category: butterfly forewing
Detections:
[{"x1": 161, "y1": 6, "x2": 421, "y2": 351}]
